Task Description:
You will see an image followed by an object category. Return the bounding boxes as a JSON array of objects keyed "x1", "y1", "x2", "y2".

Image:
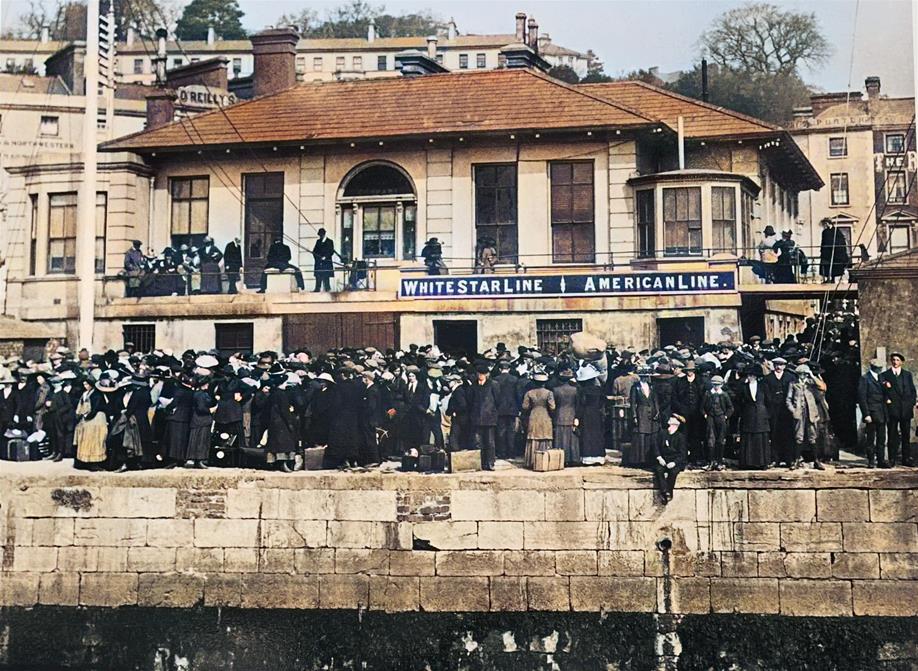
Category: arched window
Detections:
[{"x1": 337, "y1": 162, "x2": 417, "y2": 262}]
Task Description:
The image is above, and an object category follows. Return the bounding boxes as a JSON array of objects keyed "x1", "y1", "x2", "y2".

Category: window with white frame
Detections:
[
  {"x1": 39, "y1": 115, "x2": 58, "y2": 136},
  {"x1": 887, "y1": 171, "x2": 907, "y2": 204},
  {"x1": 335, "y1": 56, "x2": 345, "y2": 70},
  {"x1": 828, "y1": 137, "x2": 847, "y2": 157},
  {"x1": 476, "y1": 53, "x2": 486, "y2": 68},
  {"x1": 47, "y1": 193, "x2": 77, "y2": 274},
  {"x1": 887, "y1": 225, "x2": 911, "y2": 253},
  {"x1": 170, "y1": 176, "x2": 209, "y2": 248},
  {"x1": 459, "y1": 53, "x2": 468, "y2": 69},
  {"x1": 352, "y1": 56, "x2": 362, "y2": 70},
  {"x1": 885, "y1": 133, "x2": 905, "y2": 155},
  {"x1": 377, "y1": 55, "x2": 387, "y2": 70},
  {"x1": 662, "y1": 186, "x2": 702, "y2": 255},
  {"x1": 711, "y1": 186, "x2": 736, "y2": 253},
  {"x1": 830, "y1": 173, "x2": 849, "y2": 205},
  {"x1": 313, "y1": 56, "x2": 323, "y2": 71}
]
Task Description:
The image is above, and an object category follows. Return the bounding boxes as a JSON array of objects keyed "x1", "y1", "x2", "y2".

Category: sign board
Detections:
[
  {"x1": 176, "y1": 85, "x2": 237, "y2": 109},
  {"x1": 399, "y1": 270, "x2": 737, "y2": 299}
]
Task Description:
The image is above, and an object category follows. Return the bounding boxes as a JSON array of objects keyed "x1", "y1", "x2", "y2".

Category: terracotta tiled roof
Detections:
[
  {"x1": 578, "y1": 80, "x2": 780, "y2": 139},
  {"x1": 101, "y1": 69, "x2": 660, "y2": 152}
]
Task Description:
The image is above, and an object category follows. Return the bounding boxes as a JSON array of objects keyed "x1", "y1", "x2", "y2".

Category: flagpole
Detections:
[{"x1": 77, "y1": 0, "x2": 99, "y2": 350}]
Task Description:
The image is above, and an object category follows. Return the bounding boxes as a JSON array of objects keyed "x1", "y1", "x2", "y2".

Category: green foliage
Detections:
[
  {"x1": 548, "y1": 65, "x2": 580, "y2": 85},
  {"x1": 579, "y1": 72, "x2": 614, "y2": 84},
  {"x1": 175, "y1": 0, "x2": 246, "y2": 40},
  {"x1": 279, "y1": 1, "x2": 445, "y2": 39}
]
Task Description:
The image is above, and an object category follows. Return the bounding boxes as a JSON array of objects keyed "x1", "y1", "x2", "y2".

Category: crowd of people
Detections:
[{"x1": 1, "y1": 310, "x2": 914, "y2": 503}]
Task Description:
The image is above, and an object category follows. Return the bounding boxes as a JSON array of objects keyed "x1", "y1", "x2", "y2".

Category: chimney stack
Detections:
[
  {"x1": 527, "y1": 18, "x2": 539, "y2": 51},
  {"x1": 207, "y1": 25, "x2": 216, "y2": 45},
  {"x1": 367, "y1": 19, "x2": 376, "y2": 42},
  {"x1": 126, "y1": 25, "x2": 135, "y2": 46},
  {"x1": 500, "y1": 43, "x2": 550, "y2": 72},
  {"x1": 250, "y1": 27, "x2": 300, "y2": 98},
  {"x1": 865, "y1": 76, "x2": 881, "y2": 102},
  {"x1": 515, "y1": 12, "x2": 526, "y2": 43},
  {"x1": 153, "y1": 27, "x2": 168, "y2": 85},
  {"x1": 426, "y1": 35, "x2": 437, "y2": 59},
  {"x1": 447, "y1": 18, "x2": 457, "y2": 41},
  {"x1": 145, "y1": 88, "x2": 177, "y2": 130},
  {"x1": 395, "y1": 50, "x2": 449, "y2": 76},
  {"x1": 40, "y1": 25, "x2": 50, "y2": 43}
]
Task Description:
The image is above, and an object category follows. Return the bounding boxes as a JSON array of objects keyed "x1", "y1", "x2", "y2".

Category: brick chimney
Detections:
[
  {"x1": 865, "y1": 76, "x2": 881, "y2": 102},
  {"x1": 527, "y1": 18, "x2": 539, "y2": 51},
  {"x1": 250, "y1": 27, "x2": 300, "y2": 98},
  {"x1": 40, "y1": 25, "x2": 50, "y2": 43},
  {"x1": 515, "y1": 12, "x2": 526, "y2": 42},
  {"x1": 426, "y1": 35, "x2": 437, "y2": 59},
  {"x1": 145, "y1": 88, "x2": 177, "y2": 129}
]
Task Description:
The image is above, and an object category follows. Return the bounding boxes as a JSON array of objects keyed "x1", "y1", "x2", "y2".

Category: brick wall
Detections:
[{"x1": 1, "y1": 470, "x2": 916, "y2": 615}]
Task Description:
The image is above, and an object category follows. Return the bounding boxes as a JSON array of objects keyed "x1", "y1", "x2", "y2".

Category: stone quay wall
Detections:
[{"x1": 1, "y1": 469, "x2": 916, "y2": 617}]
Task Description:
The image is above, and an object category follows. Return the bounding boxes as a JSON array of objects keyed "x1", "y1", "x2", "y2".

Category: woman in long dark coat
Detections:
[
  {"x1": 307, "y1": 374, "x2": 334, "y2": 447},
  {"x1": 738, "y1": 366, "x2": 771, "y2": 469},
  {"x1": 47, "y1": 376, "x2": 77, "y2": 461},
  {"x1": 266, "y1": 381, "x2": 298, "y2": 472},
  {"x1": 626, "y1": 371, "x2": 659, "y2": 468},
  {"x1": 186, "y1": 378, "x2": 215, "y2": 468},
  {"x1": 551, "y1": 372, "x2": 579, "y2": 466},
  {"x1": 164, "y1": 376, "x2": 194, "y2": 466},
  {"x1": 324, "y1": 370, "x2": 365, "y2": 468},
  {"x1": 575, "y1": 367, "x2": 606, "y2": 466}
]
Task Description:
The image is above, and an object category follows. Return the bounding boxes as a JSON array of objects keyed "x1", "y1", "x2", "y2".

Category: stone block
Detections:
[
  {"x1": 583, "y1": 490, "x2": 629, "y2": 521},
  {"x1": 477, "y1": 522, "x2": 524, "y2": 550},
  {"x1": 319, "y1": 574, "x2": 370, "y2": 609},
  {"x1": 31, "y1": 518, "x2": 74, "y2": 546},
  {"x1": 138, "y1": 573, "x2": 204, "y2": 607},
  {"x1": 831, "y1": 552, "x2": 879, "y2": 579},
  {"x1": 569, "y1": 577, "x2": 655, "y2": 612},
  {"x1": 660, "y1": 578, "x2": 711, "y2": 614},
  {"x1": 420, "y1": 577, "x2": 490, "y2": 611},
  {"x1": 10, "y1": 518, "x2": 33, "y2": 546},
  {"x1": 610, "y1": 521, "x2": 700, "y2": 553},
  {"x1": 39, "y1": 572, "x2": 79, "y2": 606},
  {"x1": 784, "y1": 552, "x2": 832, "y2": 578},
  {"x1": 527, "y1": 577, "x2": 571, "y2": 611},
  {"x1": 450, "y1": 490, "x2": 545, "y2": 521},
  {"x1": 843, "y1": 523, "x2": 918, "y2": 552},
  {"x1": 294, "y1": 548, "x2": 336, "y2": 574},
  {"x1": 96, "y1": 487, "x2": 176, "y2": 518},
  {"x1": 145, "y1": 519, "x2": 194, "y2": 547},
  {"x1": 263, "y1": 490, "x2": 397, "y2": 522},
  {"x1": 18, "y1": 486, "x2": 102, "y2": 518},
  {"x1": 412, "y1": 521, "x2": 478, "y2": 550},
  {"x1": 757, "y1": 552, "x2": 787, "y2": 578},
  {"x1": 503, "y1": 550, "x2": 557, "y2": 576},
  {"x1": 853, "y1": 581, "x2": 918, "y2": 616},
  {"x1": 194, "y1": 519, "x2": 258, "y2": 548},
  {"x1": 598, "y1": 550, "x2": 645, "y2": 576},
  {"x1": 710, "y1": 578, "x2": 779, "y2": 614},
  {"x1": 127, "y1": 547, "x2": 176, "y2": 572},
  {"x1": 555, "y1": 550, "x2": 598, "y2": 575},
  {"x1": 57, "y1": 546, "x2": 99, "y2": 572},
  {"x1": 73, "y1": 518, "x2": 146, "y2": 546},
  {"x1": 696, "y1": 490, "x2": 748, "y2": 522},
  {"x1": 780, "y1": 523, "x2": 843, "y2": 551},
  {"x1": 225, "y1": 488, "x2": 262, "y2": 518},
  {"x1": 204, "y1": 575, "x2": 243, "y2": 607},
  {"x1": 242, "y1": 575, "x2": 319, "y2": 609},
  {"x1": 369, "y1": 576, "x2": 419, "y2": 612},
  {"x1": 175, "y1": 548, "x2": 224, "y2": 573},
  {"x1": 693, "y1": 552, "x2": 721, "y2": 577},
  {"x1": 260, "y1": 520, "x2": 327, "y2": 548},
  {"x1": 388, "y1": 551, "x2": 436, "y2": 576},
  {"x1": 720, "y1": 552, "x2": 758, "y2": 577},
  {"x1": 258, "y1": 549, "x2": 295, "y2": 573},
  {"x1": 644, "y1": 550, "x2": 698, "y2": 577},
  {"x1": 223, "y1": 548, "x2": 259, "y2": 573},
  {"x1": 0, "y1": 573, "x2": 39, "y2": 606},
  {"x1": 710, "y1": 522, "x2": 780, "y2": 552},
  {"x1": 523, "y1": 522, "x2": 605, "y2": 550},
  {"x1": 879, "y1": 553, "x2": 918, "y2": 579},
  {"x1": 629, "y1": 489, "x2": 695, "y2": 522},
  {"x1": 544, "y1": 491, "x2": 585, "y2": 521},
  {"x1": 264, "y1": 269, "x2": 297, "y2": 293},
  {"x1": 327, "y1": 521, "x2": 410, "y2": 549},
  {"x1": 748, "y1": 490, "x2": 816, "y2": 522},
  {"x1": 490, "y1": 577, "x2": 527, "y2": 611},
  {"x1": 330, "y1": 490, "x2": 399, "y2": 522},
  {"x1": 96, "y1": 547, "x2": 129, "y2": 572},
  {"x1": 12, "y1": 546, "x2": 57, "y2": 573},
  {"x1": 870, "y1": 490, "x2": 918, "y2": 522},
  {"x1": 80, "y1": 572, "x2": 138, "y2": 607},
  {"x1": 436, "y1": 550, "x2": 503, "y2": 576},
  {"x1": 780, "y1": 579, "x2": 852, "y2": 616},
  {"x1": 816, "y1": 489, "x2": 869, "y2": 522},
  {"x1": 335, "y1": 549, "x2": 390, "y2": 574}
]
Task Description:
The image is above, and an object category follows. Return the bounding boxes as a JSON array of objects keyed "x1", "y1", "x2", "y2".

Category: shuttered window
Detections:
[
  {"x1": 474, "y1": 164, "x2": 518, "y2": 263},
  {"x1": 551, "y1": 161, "x2": 594, "y2": 263},
  {"x1": 662, "y1": 187, "x2": 702, "y2": 256}
]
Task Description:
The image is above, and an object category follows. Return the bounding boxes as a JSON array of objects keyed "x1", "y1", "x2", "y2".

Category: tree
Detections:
[
  {"x1": 304, "y1": 0, "x2": 380, "y2": 38},
  {"x1": 701, "y1": 2, "x2": 830, "y2": 76},
  {"x1": 276, "y1": 8, "x2": 319, "y2": 34},
  {"x1": 670, "y1": 63, "x2": 812, "y2": 124},
  {"x1": 108, "y1": 0, "x2": 181, "y2": 40},
  {"x1": 579, "y1": 71, "x2": 614, "y2": 84},
  {"x1": 176, "y1": 0, "x2": 246, "y2": 40},
  {"x1": 373, "y1": 11, "x2": 445, "y2": 38},
  {"x1": 287, "y1": 1, "x2": 445, "y2": 39},
  {"x1": 548, "y1": 65, "x2": 580, "y2": 84}
]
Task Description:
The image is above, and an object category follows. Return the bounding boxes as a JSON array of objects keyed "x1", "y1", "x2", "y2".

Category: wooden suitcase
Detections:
[
  {"x1": 303, "y1": 446, "x2": 325, "y2": 470},
  {"x1": 449, "y1": 449, "x2": 481, "y2": 473},
  {"x1": 532, "y1": 449, "x2": 565, "y2": 472}
]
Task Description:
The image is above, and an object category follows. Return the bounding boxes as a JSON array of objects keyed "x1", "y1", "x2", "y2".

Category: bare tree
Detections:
[{"x1": 701, "y1": 2, "x2": 830, "y2": 76}]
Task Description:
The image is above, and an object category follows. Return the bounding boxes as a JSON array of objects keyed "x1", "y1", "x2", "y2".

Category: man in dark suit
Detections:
[
  {"x1": 858, "y1": 358, "x2": 888, "y2": 468},
  {"x1": 360, "y1": 371, "x2": 384, "y2": 466},
  {"x1": 763, "y1": 357, "x2": 796, "y2": 465},
  {"x1": 493, "y1": 361, "x2": 520, "y2": 459},
  {"x1": 258, "y1": 237, "x2": 304, "y2": 293},
  {"x1": 471, "y1": 361, "x2": 500, "y2": 470},
  {"x1": 881, "y1": 352, "x2": 917, "y2": 466},
  {"x1": 312, "y1": 228, "x2": 335, "y2": 292},
  {"x1": 223, "y1": 237, "x2": 243, "y2": 294}
]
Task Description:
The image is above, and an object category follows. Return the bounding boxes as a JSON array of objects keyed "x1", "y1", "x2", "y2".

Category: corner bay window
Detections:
[
  {"x1": 711, "y1": 186, "x2": 736, "y2": 253},
  {"x1": 170, "y1": 176, "x2": 209, "y2": 248},
  {"x1": 551, "y1": 161, "x2": 595, "y2": 263},
  {"x1": 663, "y1": 186, "x2": 702, "y2": 256},
  {"x1": 635, "y1": 189, "x2": 655, "y2": 258},
  {"x1": 474, "y1": 164, "x2": 517, "y2": 263}
]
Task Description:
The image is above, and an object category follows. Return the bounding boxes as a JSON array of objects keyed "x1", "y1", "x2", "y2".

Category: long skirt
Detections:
[
  {"x1": 165, "y1": 421, "x2": 190, "y2": 461},
  {"x1": 524, "y1": 438, "x2": 553, "y2": 469},
  {"x1": 740, "y1": 432, "x2": 771, "y2": 469},
  {"x1": 554, "y1": 424, "x2": 579, "y2": 465},
  {"x1": 75, "y1": 414, "x2": 107, "y2": 464},
  {"x1": 623, "y1": 432, "x2": 655, "y2": 468},
  {"x1": 186, "y1": 423, "x2": 211, "y2": 461}
]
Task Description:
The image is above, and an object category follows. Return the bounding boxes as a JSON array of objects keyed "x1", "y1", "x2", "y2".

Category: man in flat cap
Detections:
[
  {"x1": 880, "y1": 352, "x2": 917, "y2": 467},
  {"x1": 471, "y1": 360, "x2": 500, "y2": 470},
  {"x1": 858, "y1": 358, "x2": 887, "y2": 468}
]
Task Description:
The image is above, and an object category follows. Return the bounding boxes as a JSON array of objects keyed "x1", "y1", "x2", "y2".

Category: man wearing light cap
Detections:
[
  {"x1": 858, "y1": 358, "x2": 887, "y2": 468},
  {"x1": 786, "y1": 364, "x2": 826, "y2": 470},
  {"x1": 880, "y1": 352, "x2": 917, "y2": 467}
]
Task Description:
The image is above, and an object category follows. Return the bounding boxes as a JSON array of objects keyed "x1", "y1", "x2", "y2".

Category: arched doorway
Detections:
[{"x1": 337, "y1": 162, "x2": 418, "y2": 262}]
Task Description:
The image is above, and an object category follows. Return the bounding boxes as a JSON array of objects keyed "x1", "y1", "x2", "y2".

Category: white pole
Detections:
[
  {"x1": 77, "y1": 0, "x2": 99, "y2": 350},
  {"x1": 913, "y1": 0, "x2": 918, "y2": 136},
  {"x1": 677, "y1": 116, "x2": 685, "y2": 170}
]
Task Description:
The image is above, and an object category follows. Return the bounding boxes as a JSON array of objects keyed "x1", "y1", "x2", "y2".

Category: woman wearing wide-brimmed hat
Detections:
[
  {"x1": 575, "y1": 365, "x2": 606, "y2": 466},
  {"x1": 522, "y1": 371, "x2": 555, "y2": 468},
  {"x1": 552, "y1": 367, "x2": 579, "y2": 466},
  {"x1": 74, "y1": 378, "x2": 111, "y2": 470}
]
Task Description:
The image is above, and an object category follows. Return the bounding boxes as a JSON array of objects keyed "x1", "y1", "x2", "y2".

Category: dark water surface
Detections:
[{"x1": 1, "y1": 607, "x2": 916, "y2": 670}]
